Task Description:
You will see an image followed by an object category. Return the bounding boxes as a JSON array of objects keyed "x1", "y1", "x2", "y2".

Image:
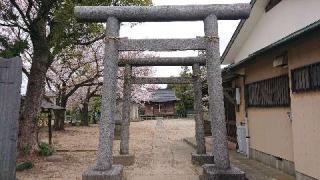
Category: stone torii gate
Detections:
[
  {"x1": 120, "y1": 61, "x2": 208, "y2": 161},
  {"x1": 74, "y1": 4, "x2": 250, "y2": 180}
]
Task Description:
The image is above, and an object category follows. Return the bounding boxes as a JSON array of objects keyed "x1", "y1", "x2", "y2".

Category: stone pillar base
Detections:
[
  {"x1": 114, "y1": 154, "x2": 135, "y2": 166},
  {"x1": 191, "y1": 153, "x2": 215, "y2": 166},
  {"x1": 82, "y1": 165, "x2": 123, "y2": 180},
  {"x1": 200, "y1": 164, "x2": 246, "y2": 180}
]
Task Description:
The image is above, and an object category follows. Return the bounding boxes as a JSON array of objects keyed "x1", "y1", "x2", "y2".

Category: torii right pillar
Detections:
[{"x1": 202, "y1": 14, "x2": 246, "y2": 180}]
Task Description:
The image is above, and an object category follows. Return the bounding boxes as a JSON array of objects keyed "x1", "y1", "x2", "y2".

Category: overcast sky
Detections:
[{"x1": 120, "y1": 0, "x2": 250, "y2": 78}]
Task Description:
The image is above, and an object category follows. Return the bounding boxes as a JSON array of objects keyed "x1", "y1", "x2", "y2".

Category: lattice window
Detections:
[
  {"x1": 245, "y1": 75, "x2": 290, "y2": 107},
  {"x1": 291, "y1": 62, "x2": 320, "y2": 92}
]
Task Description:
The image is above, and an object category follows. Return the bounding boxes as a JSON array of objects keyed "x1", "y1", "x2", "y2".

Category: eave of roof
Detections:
[
  {"x1": 220, "y1": 0, "x2": 257, "y2": 64},
  {"x1": 146, "y1": 89, "x2": 180, "y2": 103},
  {"x1": 224, "y1": 19, "x2": 320, "y2": 72},
  {"x1": 41, "y1": 99, "x2": 65, "y2": 110},
  {"x1": 148, "y1": 99, "x2": 180, "y2": 103}
]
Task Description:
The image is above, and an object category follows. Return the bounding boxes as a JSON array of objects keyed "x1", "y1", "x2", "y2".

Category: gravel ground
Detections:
[{"x1": 17, "y1": 119, "x2": 201, "y2": 180}]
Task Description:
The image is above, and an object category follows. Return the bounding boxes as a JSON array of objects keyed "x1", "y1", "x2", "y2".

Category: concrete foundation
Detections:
[
  {"x1": 114, "y1": 154, "x2": 135, "y2": 166},
  {"x1": 191, "y1": 153, "x2": 214, "y2": 166},
  {"x1": 201, "y1": 164, "x2": 246, "y2": 180},
  {"x1": 296, "y1": 171, "x2": 318, "y2": 180},
  {"x1": 250, "y1": 148, "x2": 295, "y2": 176},
  {"x1": 82, "y1": 165, "x2": 123, "y2": 180}
]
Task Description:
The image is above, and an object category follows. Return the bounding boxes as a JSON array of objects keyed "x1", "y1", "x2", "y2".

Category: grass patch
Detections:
[{"x1": 16, "y1": 161, "x2": 34, "y2": 171}]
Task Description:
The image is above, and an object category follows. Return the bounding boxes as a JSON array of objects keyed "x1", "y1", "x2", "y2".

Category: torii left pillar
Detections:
[{"x1": 82, "y1": 16, "x2": 123, "y2": 180}]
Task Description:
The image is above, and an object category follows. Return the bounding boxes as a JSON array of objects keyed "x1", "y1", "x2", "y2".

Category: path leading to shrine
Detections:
[{"x1": 125, "y1": 119, "x2": 200, "y2": 180}]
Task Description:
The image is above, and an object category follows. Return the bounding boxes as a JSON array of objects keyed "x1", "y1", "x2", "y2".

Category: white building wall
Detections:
[{"x1": 233, "y1": 0, "x2": 320, "y2": 63}]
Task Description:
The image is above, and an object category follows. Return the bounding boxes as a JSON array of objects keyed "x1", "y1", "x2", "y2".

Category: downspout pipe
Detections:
[
  {"x1": 243, "y1": 75, "x2": 250, "y2": 159},
  {"x1": 236, "y1": 73, "x2": 250, "y2": 158}
]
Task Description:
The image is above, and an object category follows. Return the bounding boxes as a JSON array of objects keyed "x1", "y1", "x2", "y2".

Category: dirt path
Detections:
[
  {"x1": 125, "y1": 119, "x2": 200, "y2": 180},
  {"x1": 17, "y1": 119, "x2": 201, "y2": 180}
]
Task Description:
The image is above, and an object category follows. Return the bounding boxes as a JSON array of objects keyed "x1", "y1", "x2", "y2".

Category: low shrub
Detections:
[
  {"x1": 38, "y1": 142, "x2": 54, "y2": 156},
  {"x1": 16, "y1": 161, "x2": 34, "y2": 171},
  {"x1": 21, "y1": 144, "x2": 30, "y2": 157}
]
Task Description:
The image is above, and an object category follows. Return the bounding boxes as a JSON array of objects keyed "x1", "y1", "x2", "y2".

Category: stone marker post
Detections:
[
  {"x1": 202, "y1": 14, "x2": 245, "y2": 179},
  {"x1": 0, "y1": 57, "x2": 22, "y2": 180},
  {"x1": 82, "y1": 16, "x2": 123, "y2": 180}
]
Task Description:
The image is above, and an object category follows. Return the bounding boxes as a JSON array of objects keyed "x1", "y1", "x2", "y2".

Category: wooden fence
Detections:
[{"x1": 0, "y1": 57, "x2": 22, "y2": 180}]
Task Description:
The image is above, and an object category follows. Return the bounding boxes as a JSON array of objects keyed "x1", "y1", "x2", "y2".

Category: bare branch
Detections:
[
  {"x1": 46, "y1": 77, "x2": 54, "y2": 92},
  {"x1": 0, "y1": 22, "x2": 29, "y2": 32},
  {"x1": 25, "y1": 0, "x2": 34, "y2": 22},
  {"x1": 22, "y1": 67, "x2": 30, "y2": 78},
  {"x1": 9, "y1": 0, "x2": 30, "y2": 28},
  {"x1": 76, "y1": 34, "x2": 105, "y2": 46}
]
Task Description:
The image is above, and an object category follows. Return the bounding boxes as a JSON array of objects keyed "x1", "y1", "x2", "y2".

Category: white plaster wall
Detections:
[{"x1": 231, "y1": 0, "x2": 320, "y2": 63}]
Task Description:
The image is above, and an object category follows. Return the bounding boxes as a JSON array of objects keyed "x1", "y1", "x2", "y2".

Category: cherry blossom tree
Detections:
[
  {"x1": 66, "y1": 51, "x2": 158, "y2": 126},
  {"x1": 46, "y1": 41, "x2": 103, "y2": 130},
  {"x1": 0, "y1": 0, "x2": 152, "y2": 152},
  {"x1": 46, "y1": 39, "x2": 158, "y2": 128}
]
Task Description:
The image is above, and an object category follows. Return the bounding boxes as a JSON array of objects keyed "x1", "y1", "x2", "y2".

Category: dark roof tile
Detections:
[{"x1": 148, "y1": 89, "x2": 180, "y2": 103}]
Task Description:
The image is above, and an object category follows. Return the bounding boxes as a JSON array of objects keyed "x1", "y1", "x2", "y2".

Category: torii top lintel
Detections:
[{"x1": 74, "y1": 4, "x2": 251, "y2": 22}]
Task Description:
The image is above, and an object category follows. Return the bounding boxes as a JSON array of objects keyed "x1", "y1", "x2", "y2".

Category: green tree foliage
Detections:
[
  {"x1": 89, "y1": 96, "x2": 101, "y2": 123},
  {"x1": 48, "y1": 0, "x2": 152, "y2": 58},
  {"x1": 0, "y1": 36, "x2": 28, "y2": 58},
  {"x1": 168, "y1": 66, "x2": 194, "y2": 117},
  {"x1": 90, "y1": 96, "x2": 101, "y2": 114}
]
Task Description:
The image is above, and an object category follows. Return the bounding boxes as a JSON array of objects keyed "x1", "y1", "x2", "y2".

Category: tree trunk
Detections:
[
  {"x1": 81, "y1": 87, "x2": 92, "y2": 126},
  {"x1": 19, "y1": 46, "x2": 49, "y2": 153},
  {"x1": 81, "y1": 101, "x2": 89, "y2": 126},
  {"x1": 54, "y1": 92, "x2": 62, "y2": 130},
  {"x1": 19, "y1": 17, "x2": 51, "y2": 153},
  {"x1": 59, "y1": 110, "x2": 65, "y2": 130},
  {"x1": 54, "y1": 98, "x2": 67, "y2": 131},
  {"x1": 92, "y1": 113, "x2": 97, "y2": 124},
  {"x1": 53, "y1": 109, "x2": 65, "y2": 130},
  {"x1": 53, "y1": 114, "x2": 60, "y2": 130}
]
